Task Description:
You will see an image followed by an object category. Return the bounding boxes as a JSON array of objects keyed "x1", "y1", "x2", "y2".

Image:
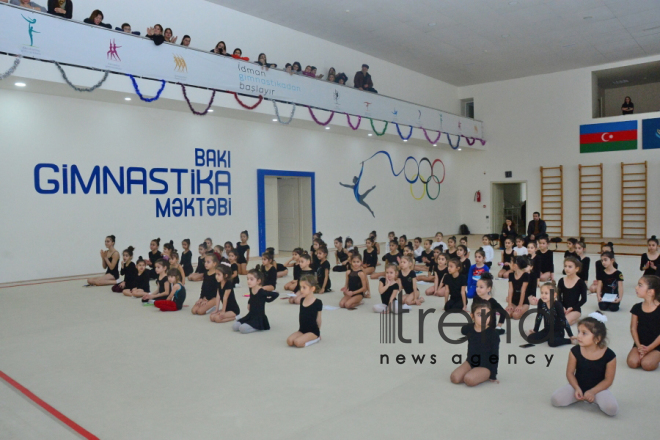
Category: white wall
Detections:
[
  {"x1": 62, "y1": 0, "x2": 460, "y2": 114},
  {"x1": 0, "y1": 89, "x2": 461, "y2": 283},
  {"x1": 457, "y1": 54, "x2": 660, "y2": 239}
]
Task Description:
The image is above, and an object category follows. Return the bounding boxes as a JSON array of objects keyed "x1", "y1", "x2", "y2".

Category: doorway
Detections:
[
  {"x1": 491, "y1": 182, "x2": 527, "y2": 235},
  {"x1": 257, "y1": 170, "x2": 315, "y2": 256}
]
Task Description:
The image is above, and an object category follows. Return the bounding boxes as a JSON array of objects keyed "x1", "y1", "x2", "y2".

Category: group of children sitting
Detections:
[{"x1": 85, "y1": 230, "x2": 660, "y2": 416}]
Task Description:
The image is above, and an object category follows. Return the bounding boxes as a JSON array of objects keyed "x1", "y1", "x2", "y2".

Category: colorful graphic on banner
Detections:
[
  {"x1": 340, "y1": 151, "x2": 445, "y2": 217},
  {"x1": 642, "y1": 117, "x2": 660, "y2": 150},
  {"x1": 21, "y1": 14, "x2": 39, "y2": 46},
  {"x1": 107, "y1": 39, "x2": 121, "y2": 61},
  {"x1": 579, "y1": 121, "x2": 638, "y2": 153}
]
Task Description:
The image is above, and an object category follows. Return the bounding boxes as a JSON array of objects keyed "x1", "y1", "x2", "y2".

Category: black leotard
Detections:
[
  {"x1": 200, "y1": 272, "x2": 219, "y2": 300},
  {"x1": 316, "y1": 260, "x2": 331, "y2": 291},
  {"x1": 461, "y1": 324, "x2": 500, "y2": 380},
  {"x1": 295, "y1": 269, "x2": 315, "y2": 293},
  {"x1": 262, "y1": 266, "x2": 277, "y2": 289},
  {"x1": 347, "y1": 269, "x2": 364, "y2": 296},
  {"x1": 195, "y1": 256, "x2": 205, "y2": 274},
  {"x1": 398, "y1": 270, "x2": 416, "y2": 294},
  {"x1": 106, "y1": 251, "x2": 120, "y2": 279},
  {"x1": 121, "y1": 262, "x2": 138, "y2": 289},
  {"x1": 379, "y1": 278, "x2": 399, "y2": 305},
  {"x1": 557, "y1": 278, "x2": 588, "y2": 312},
  {"x1": 135, "y1": 271, "x2": 150, "y2": 292},
  {"x1": 363, "y1": 249, "x2": 377, "y2": 268},
  {"x1": 630, "y1": 302, "x2": 660, "y2": 351},
  {"x1": 382, "y1": 252, "x2": 401, "y2": 265},
  {"x1": 218, "y1": 280, "x2": 240, "y2": 315},
  {"x1": 181, "y1": 250, "x2": 194, "y2": 276},
  {"x1": 235, "y1": 242, "x2": 250, "y2": 264},
  {"x1": 508, "y1": 271, "x2": 530, "y2": 305},
  {"x1": 238, "y1": 289, "x2": 279, "y2": 330},
  {"x1": 640, "y1": 253, "x2": 660, "y2": 276},
  {"x1": 299, "y1": 298, "x2": 323, "y2": 336}
]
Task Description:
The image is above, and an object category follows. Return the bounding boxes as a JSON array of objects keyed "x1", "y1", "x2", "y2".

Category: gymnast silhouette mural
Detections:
[
  {"x1": 339, "y1": 162, "x2": 377, "y2": 217},
  {"x1": 340, "y1": 150, "x2": 445, "y2": 217}
]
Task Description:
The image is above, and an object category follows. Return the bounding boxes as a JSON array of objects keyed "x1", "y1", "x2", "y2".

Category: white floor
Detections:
[{"x1": 0, "y1": 251, "x2": 657, "y2": 440}]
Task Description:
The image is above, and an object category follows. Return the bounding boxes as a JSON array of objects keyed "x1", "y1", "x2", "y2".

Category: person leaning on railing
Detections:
[
  {"x1": 180, "y1": 35, "x2": 191, "y2": 47},
  {"x1": 211, "y1": 41, "x2": 229, "y2": 56},
  {"x1": 83, "y1": 9, "x2": 111, "y2": 29},
  {"x1": 146, "y1": 24, "x2": 165, "y2": 46},
  {"x1": 354, "y1": 64, "x2": 377, "y2": 93},
  {"x1": 47, "y1": 0, "x2": 72, "y2": 19},
  {"x1": 116, "y1": 23, "x2": 140, "y2": 36}
]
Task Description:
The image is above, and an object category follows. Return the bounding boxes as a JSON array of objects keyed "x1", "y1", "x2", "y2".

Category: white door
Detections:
[
  {"x1": 264, "y1": 177, "x2": 279, "y2": 253},
  {"x1": 491, "y1": 183, "x2": 504, "y2": 234},
  {"x1": 278, "y1": 178, "x2": 300, "y2": 252}
]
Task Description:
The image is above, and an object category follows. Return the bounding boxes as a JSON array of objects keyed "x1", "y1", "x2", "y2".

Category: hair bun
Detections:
[
  {"x1": 588, "y1": 312, "x2": 608, "y2": 323},
  {"x1": 652, "y1": 235, "x2": 657, "y2": 240},
  {"x1": 127, "y1": 246, "x2": 135, "y2": 252}
]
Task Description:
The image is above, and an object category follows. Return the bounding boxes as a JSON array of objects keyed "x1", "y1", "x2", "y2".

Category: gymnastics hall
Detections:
[{"x1": 1, "y1": 1, "x2": 660, "y2": 439}]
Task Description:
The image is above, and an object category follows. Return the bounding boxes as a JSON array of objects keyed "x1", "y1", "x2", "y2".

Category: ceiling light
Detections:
[
  {"x1": 345, "y1": 9, "x2": 350, "y2": 13},
  {"x1": 403, "y1": 139, "x2": 408, "y2": 142},
  {"x1": 124, "y1": 97, "x2": 131, "y2": 101},
  {"x1": 428, "y1": 22, "x2": 436, "y2": 27},
  {"x1": 208, "y1": 109, "x2": 214, "y2": 113},
  {"x1": 458, "y1": 148, "x2": 462, "y2": 151},
  {"x1": 14, "y1": 82, "x2": 26, "y2": 87},
  {"x1": 368, "y1": 133, "x2": 373, "y2": 136},
  {"x1": 272, "y1": 118, "x2": 277, "y2": 121},
  {"x1": 433, "y1": 144, "x2": 437, "y2": 147},
  {"x1": 325, "y1": 127, "x2": 330, "y2": 130}
]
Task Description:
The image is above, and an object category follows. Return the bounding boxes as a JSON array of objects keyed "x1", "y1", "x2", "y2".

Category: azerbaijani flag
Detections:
[{"x1": 579, "y1": 121, "x2": 638, "y2": 153}]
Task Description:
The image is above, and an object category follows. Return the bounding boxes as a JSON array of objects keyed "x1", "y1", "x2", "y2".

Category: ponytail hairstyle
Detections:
[
  {"x1": 601, "y1": 242, "x2": 615, "y2": 255},
  {"x1": 345, "y1": 237, "x2": 353, "y2": 247},
  {"x1": 247, "y1": 268, "x2": 265, "y2": 285},
  {"x1": 335, "y1": 237, "x2": 343, "y2": 247},
  {"x1": 370, "y1": 230, "x2": 377, "y2": 238},
  {"x1": 576, "y1": 237, "x2": 586, "y2": 250},
  {"x1": 292, "y1": 247, "x2": 304, "y2": 257},
  {"x1": 299, "y1": 274, "x2": 320, "y2": 292},
  {"x1": 261, "y1": 252, "x2": 274, "y2": 264},
  {"x1": 205, "y1": 253, "x2": 219, "y2": 268},
  {"x1": 648, "y1": 235, "x2": 659, "y2": 246},
  {"x1": 448, "y1": 236, "x2": 457, "y2": 245},
  {"x1": 155, "y1": 258, "x2": 170, "y2": 271},
  {"x1": 504, "y1": 236, "x2": 514, "y2": 247},
  {"x1": 448, "y1": 258, "x2": 462, "y2": 273},
  {"x1": 564, "y1": 256, "x2": 582, "y2": 273},
  {"x1": 366, "y1": 237, "x2": 374, "y2": 246},
  {"x1": 641, "y1": 275, "x2": 660, "y2": 302},
  {"x1": 601, "y1": 251, "x2": 615, "y2": 261},
  {"x1": 457, "y1": 244, "x2": 468, "y2": 255},
  {"x1": 167, "y1": 268, "x2": 182, "y2": 283},
  {"x1": 567, "y1": 237, "x2": 578, "y2": 246},
  {"x1": 152, "y1": 237, "x2": 161, "y2": 247},
  {"x1": 107, "y1": 234, "x2": 116, "y2": 244},
  {"x1": 241, "y1": 230, "x2": 249, "y2": 239},
  {"x1": 317, "y1": 246, "x2": 329, "y2": 257},
  {"x1": 471, "y1": 298, "x2": 493, "y2": 314},
  {"x1": 479, "y1": 272, "x2": 494, "y2": 289},
  {"x1": 164, "y1": 240, "x2": 176, "y2": 253},
  {"x1": 475, "y1": 248, "x2": 486, "y2": 259},
  {"x1": 123, "y1": 246, "x2": 135, "y2": 257},
  {"x1": 578, "y1": 312, "x2": 608, "y2": 348},
  {"x1": 299, "y1": 252, "x2": 312, "y2": 265},
  {"x1": 540, "y1": 280, "x2": 557, "y2": 297},
  {"x1": 182, "y1": 238, "x2": 191, "y2": 247},
  {"x1": 514, "y1": 256, "x2": 529, "y2": 270},
  {"x1": 136, "y1": 256, "x2": 146, "y2": 267}
]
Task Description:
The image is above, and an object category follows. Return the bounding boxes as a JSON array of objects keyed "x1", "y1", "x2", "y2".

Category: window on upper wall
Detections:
[
  {"x1": 592, "y1": 61, "x2": 660, "y2": 118},
  {"x1": 461, "y1": 98, "x2": 474, "y2": 119}
]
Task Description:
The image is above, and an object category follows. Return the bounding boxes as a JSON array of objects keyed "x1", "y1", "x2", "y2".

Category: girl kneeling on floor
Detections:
[
  {"x1": 233, "y1": 270, "x2": 279, "y2": 334},
  {"x1": 287, "y1": 275, "x2": 323, "y2": 347},
  {"x1": 209, "y1": 264, "x2": 241, "y2": 323}
]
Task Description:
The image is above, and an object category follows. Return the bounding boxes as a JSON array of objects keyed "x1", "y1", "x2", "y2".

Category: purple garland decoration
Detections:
[
  {"x1": 395, "y1": 123, "x2": 413, "y2": 140},
  {"x1": 446, "y1": 133, "x2": 461, "y2": 150},
  {"x1": 464, "y1": 136, "x2": 476, "y2": 146},
  {"x1": 421, "y1": 127, "x2": 442, "y2": 144},
  {"x1": 346, "y1": 114, "x2": 362, "y2": 130},
  {"x1": 180, "y1": 84, "x2": 216, "y2": 116},
  {"x1": 307, "y1": 106, "x2": 335, "y2": 126}
]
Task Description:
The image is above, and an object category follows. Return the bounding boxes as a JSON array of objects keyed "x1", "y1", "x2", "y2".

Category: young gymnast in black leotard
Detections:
[
  {"x1": 287, "y1": 274, "x2": 323, "y2": 347},
  {"x1": 191, "y1": 254, "x2": 220, "y2": 315},
  {"x1": 506, "y1": 256, "x2": 530, "y2": 320},
  {"x1": 527, "y1": 282, "x2": 573, "y2": 347},
  {"x1": 180, "y1": 239, "x2": 194, "y2": 277},
  {"x1": 289, "y1": 253, "x2": 315, "y2": 304},
  {"x1": 141, "y1": 259, "x2": 170, "y2": 303},
  {"x1": 442, "y1": 258, "x2": 467, "y2": 311},
  {"x1": 362, "y1": 238, "x2": 378, "y2": 277},
  {"x1": 473, "y1": 273, "x2": 508, "y2": 334},
  {"x1": 209, "y1": 264, "x2": 241, "y2": 323},
  {"x1": 284, "y1": 248, "x2": 303, "y2": 291},
  {"x1": 450, "y1": 301, "x2": 501, "y2": 387},
  {"x1": 114, "y1": 246, "x2": 136, "y2": 293},
  {"x1": 235, "y1": 230, "x2": 250, "y2": 275},
  {"x1": 399, "y1": 255, "x2": 423, "y2": 306},
  {"x1": 316, "y1": 246, "x2": 331, "y2": 293},
  {"x1": 640, "y1": 236, "x2": 660, "y2": 276},
  {"x1": 339, "y1": 254, "x2": 368, "y2": 309},
  {"x1": 124, "y1": 257, "x2": 150, "y2": 298},
  {"x1": 87, "y1": 235, "x2": 120, "y2": 286},
  {"x1": 188, "y1": 243, "x2": 207, "y2": 282},
  {"x1": 233, "y1": 270, "x2": 279, "y2": 334},
  {"x1": 498, "y1": 237, "x2": 515, "y2": 279},
  {"x1": 154, "y1": 269, "x2": 187, "y2": 312},
  {"x1": 333, "y1": 237, "x2": 350, "y2": 272},
  {"x1": 557, "y1": 257, "x2": 588, "y2": 326},
  {"x1": 627, "y1": 275, "x2": 660, "y2": 371},
  {"x1": 373, "y1": 264, "x2": 401, "y2": 313},
  {"x1": 146, "y1": 238, "x2": 162, "y2": 280}
]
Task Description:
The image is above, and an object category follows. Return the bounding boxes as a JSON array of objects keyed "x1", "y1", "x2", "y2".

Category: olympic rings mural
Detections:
[{"x1": 339, "y1": 150, "x2": 445, "y2": 217}]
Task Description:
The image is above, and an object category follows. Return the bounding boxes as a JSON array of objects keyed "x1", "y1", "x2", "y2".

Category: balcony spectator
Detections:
[
  {"x1": 302, "y1": 65, "x2": 315, "y2": 78},
  {"x1": 327, "y1": 73, "x2": 336, "y2": 82},
  {"x1": 354, "y1": 64, "x2": 377, "y2": 93},
  {"x1": 47, "y1": 0, "x2": 72, "y2": 19},
  {"x1": 9, "y1": 0, "x2": 47, "y2": 12},
  {"x1": 327, "y1": 67, "x2": 336, "y2": 79},
  {"x1": 621, "y1": 96, "x2": 634, "y2": 115},
  {"x1": 146, "y1": 24, "x2": 165, "y2": 46},
  {"x1": 83, "y1": 10, "x2": 111, "y2": 29},
  {"x1": 285, "y1": 63, "x2": 292, "y2": 74},
  {"x1": 257, "y1": 53, "x2": 277, "y2": 69},
  {"x1": 336, "y1": 72, "x2": 348, "y2": 85},
  {"x1": 181, "y1": 35, "x2": 191, "y2": 47},
  {"x1": 292, "y1": 62, "x2": 302, "y2": 74},
  {"x1": 115, "y1": 23, "x2": 140, "y2": 35},
  {"x1": 164, "y1": 28, "x2": 178, "y2": 44},
  {"x1": 232, "y1": 48, "x2": 249, "y2": 61},
  {"x1": 211, "y1": 41, "x2": 228, "y2": 55}
]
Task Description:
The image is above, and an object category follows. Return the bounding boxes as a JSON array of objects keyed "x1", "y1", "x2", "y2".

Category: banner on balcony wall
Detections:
[
  {"x1": 642, "y1": 118, "x2": 660, "y2": 150},
  {"x1": 0, "y1": 3, "x2": 483, "y2": 139}
]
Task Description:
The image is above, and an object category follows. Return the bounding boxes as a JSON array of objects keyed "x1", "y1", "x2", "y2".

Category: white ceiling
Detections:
[{"x1": 207, "y1": 0, "x2": 660, "y2": 86}]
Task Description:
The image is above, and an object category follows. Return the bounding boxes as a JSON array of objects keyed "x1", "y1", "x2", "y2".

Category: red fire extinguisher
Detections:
[{"x1": 474, "y1": 191, "x2": 481, "y2": 202}]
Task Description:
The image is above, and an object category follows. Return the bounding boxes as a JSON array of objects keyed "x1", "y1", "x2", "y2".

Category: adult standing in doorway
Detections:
[
  {"x1": 527, "y1": 212, "x2": 546, "y2": 242},
  {"x1": 621, "y1": 96, "x2": 634, "y2": 115}
]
